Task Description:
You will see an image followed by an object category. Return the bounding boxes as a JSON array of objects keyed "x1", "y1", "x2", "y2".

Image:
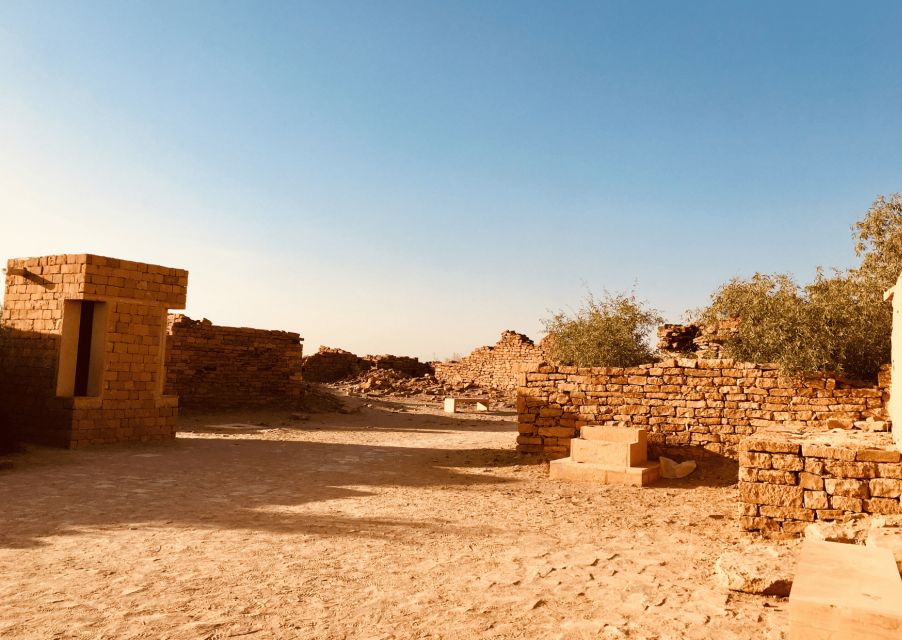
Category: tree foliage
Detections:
[
  {"x1": 699, "y1": 194, "x2": 902, "y2": 381},
  {"x1": 544, "y1": 291, "x2": 662, "y2": 367}
]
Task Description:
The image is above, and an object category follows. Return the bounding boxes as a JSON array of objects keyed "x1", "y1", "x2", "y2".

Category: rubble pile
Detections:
[
  {"x1": 655, "y1": 321, "x2": 738, "y2": 357},
  {"x1": 333, "y1": 368, "x2": 513, "y2": 406},
  {"x1": 656, "y1": 324, "x2": 699, "y2": 353},
  {"x1": 693, "y1": 319, "x2": 739, "y2": 357},
  {"x1": 302, "y1": 347, "x2": 435, "y2": 383}
]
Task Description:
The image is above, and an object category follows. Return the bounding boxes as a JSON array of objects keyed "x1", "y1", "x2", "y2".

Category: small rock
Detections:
[
  {"x1": 660, "y1": 456, "x2": 697, "y2": 479},
  {"x1": 714, "y1": 546, "x2": 794, "y2": 597},
  {"x1": 826, "y1": 417, "x2": 854, "y2": 430}
]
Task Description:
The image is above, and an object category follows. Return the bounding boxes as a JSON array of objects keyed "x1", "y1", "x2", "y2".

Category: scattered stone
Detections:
[
  {"x1": 804, "y1": 515, "x2": 872, "y2": 544},
  {"x1": 714, "y1": 546, "x2": 795, "y2": 597},
  {"x1": 659, "y1": 456, "x2": 697, "y2": 479}
]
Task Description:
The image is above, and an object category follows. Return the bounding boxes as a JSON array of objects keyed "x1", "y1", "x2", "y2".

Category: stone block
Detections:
[
  {"x1": 870, "y1": 478, "x2": 902, "y2": 499},
  {"x1": 824, "y1": 478, "x2": 870, "y2": 498},
  {"x1": 570, "y1": 438, "x2": 646, "y2": 467},
  {"x1": 799, "y1": 472, "x2": 825, "y2": 491},
  {"x1": 580, "y1": 424, "x2": 646, "y2": 444},
  {"x1": 789, "y1": 540, "x2": 902, "y2": 639},
  {"x1": 548, "y1": 458, "x2": 660, "y2": 486},
  {"x1": 804, "y1": 491, "x2": 829, "y2": 510}
]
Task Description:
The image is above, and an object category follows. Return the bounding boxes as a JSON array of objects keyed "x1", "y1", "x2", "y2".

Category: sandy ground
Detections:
[{"x1": 0, "y1": 395, "x2": 789, "y2": 639}]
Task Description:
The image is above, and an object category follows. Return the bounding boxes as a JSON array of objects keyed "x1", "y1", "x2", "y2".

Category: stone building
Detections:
[{"x1": 0, "y1": 254, "x2": 188, "y2": 447}]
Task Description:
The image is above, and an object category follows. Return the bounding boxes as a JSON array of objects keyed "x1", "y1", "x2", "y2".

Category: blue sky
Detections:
[{"x1": 1, "y1": 1, "x2": 901, "y2": 360}]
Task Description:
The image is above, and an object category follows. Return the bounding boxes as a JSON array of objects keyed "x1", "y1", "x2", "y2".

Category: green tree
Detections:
[
  {"x1": 543, "y1": 291, "x2": 662, "y2": 367},
  {"x1": 698, "y1": 193, "x2": 902, "y2": 381}
]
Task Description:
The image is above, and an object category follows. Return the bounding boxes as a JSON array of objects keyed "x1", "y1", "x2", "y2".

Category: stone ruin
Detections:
[
  {"x1": 656, "y1": 320, "x2": 739, "y2": 358},
  {"x1": 0, "y1": 254, "x2": 187, "y2": 447},
  {"x1": 301, "y1": 346, "x2": 433, "y2": 383},
  {"x1": 433, "y1": 330, "x2": 548, "y2": 393}
]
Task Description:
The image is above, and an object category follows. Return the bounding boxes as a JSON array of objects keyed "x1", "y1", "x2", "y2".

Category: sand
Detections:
[{"x1": 0, "y1": 395, "x2": 789, "y2": 639}]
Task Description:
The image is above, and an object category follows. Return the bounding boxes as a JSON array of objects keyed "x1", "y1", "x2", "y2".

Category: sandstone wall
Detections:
[
  {"x1": 165, "y1": 315, "x2": 304, "y2": 411},
  {"x1": 434, "y1": 331, "x2": 547, "y2": 393},
  {"x1": 517, "y1": 359, "x2": 889, "y2": 459},
  {"x1": 740, "y1": 429, "x2": 902, "y2": 537}
]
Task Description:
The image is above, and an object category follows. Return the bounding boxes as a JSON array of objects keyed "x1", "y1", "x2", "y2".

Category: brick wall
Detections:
[
  {"x1": 0, "y1": 254, "x2": 187, "y2": 447},
  {"x1": 517, "y1": 359, "x2": 889, "y2": 459},
  {"x1": 165, "y1": 315, "x2": 304, "y2": 411},
  {"x1": 740, "y1": 428, "x2": 902, "y2": 537},
  {"x1": 434, "y1": 330, "x2": 547, "y2": 393}
]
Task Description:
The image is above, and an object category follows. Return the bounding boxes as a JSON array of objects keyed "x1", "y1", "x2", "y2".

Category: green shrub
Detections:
[
  {"x1": 543, "y1": 291, "x2": 662, "y2": 367},
  {"x1": 698, "y1": 193, "x2": 901, "y2": 381}
]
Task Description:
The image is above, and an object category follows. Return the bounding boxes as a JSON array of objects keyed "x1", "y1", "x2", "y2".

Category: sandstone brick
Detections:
[
  {"x1": 756, "y1": 469, "x2": 797, "y2": 485},
  {"x1": 803, "y1": 491, "x2": 829, "y2": 510},
  {"x1": 830, "y1": 496, "x2": 864, "y2": 512},
  {"x1": 822, "y1": 461, "x2": 879, "y2": 479},
  {"x1": 863, "y1": 498, "x2": 902, "y2": 515},
  {"x1": 739, "y1": 481, "x2": 804, "y2": 507},
  {"x1": 739, "y1": 451, "x2": 772, "y2": 469},
  {"x1": 800, "y1": 444, "x2": 857, "y2": 461},
  {"x1": 770, "y1": 454, "x2": 804, "y2": 471},
  {"x1": 760, "y1": 505, "x2": 815, "y2": 521},
  {"x1": 855, "y1": 449, "x2": 902, "y2": 463},
  {"x1": 799, "y1": 472, "x2": 824, "y2": 491},
  {"x1": 877, "y1": 463, "x2": 902, "y2": 479},
  {"x1": 824, "y1": 478, "x2": 870, "y2": 498},
  {"x1": 869, "y1": 478, "x2": 902, "y2": 499}
]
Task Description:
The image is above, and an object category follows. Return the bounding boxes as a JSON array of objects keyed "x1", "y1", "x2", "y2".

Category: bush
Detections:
[
  {"x1": 698, "y1": 193, "x2": 902, "y2": 381},
  {"x1": 543, "y1": 291, "x2": 662, "y2": 367}
]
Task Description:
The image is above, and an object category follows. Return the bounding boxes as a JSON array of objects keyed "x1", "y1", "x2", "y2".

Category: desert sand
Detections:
[{"x1": 0, "y1": 395, "x2": 788, "y2": 639}]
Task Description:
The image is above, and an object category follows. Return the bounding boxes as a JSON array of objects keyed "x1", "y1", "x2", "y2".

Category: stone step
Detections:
[
  {"x1": 570, "y1": 438, "x2": 647, "y2": 467},
  {"x1": 548, "y1": 458, "x2": 660, "y2": 487},
  {"x1": 789, "y1": 540, "x2": 902, "y2": 639},
  {"x1": 581, "y1": 425, "x2": 646, "y2": 446}
]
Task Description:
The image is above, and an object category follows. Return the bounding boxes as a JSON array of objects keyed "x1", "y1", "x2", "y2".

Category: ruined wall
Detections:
[
  {"x1": 165, "y1": 315, "x2": 303, "y2": 411},
  {"x1": 301, "y1": 347, "x2": 432, "y2": 383},
  {"x1": 656, "y1": 321, "x2": 738, "y2": 358},
  {"x1": 740, "y1": 428, "x2": 902, "y2": 537},
  {"x1": 366, "y1": 354, "x2": 432, "y2": 378},
  {"x1": 517, "y1": 359, "x2": 889, "y2": 459},
  {"x1": 302, "y1": 347, "x2": 362, "y2": 382},
  {"x1": 434, "y1": 331, "x2": 547, "y2": 392},
  {"x1": 0, "y1": 254, "x2": 187, "y2": 447}
]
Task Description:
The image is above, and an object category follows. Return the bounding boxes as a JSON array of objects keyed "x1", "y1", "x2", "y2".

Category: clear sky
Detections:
[{"x1": 1, "y1": 2, "x2": 901, "y2": 360}]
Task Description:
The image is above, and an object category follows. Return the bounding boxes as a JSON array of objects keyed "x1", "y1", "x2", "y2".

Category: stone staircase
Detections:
[{"x1": 549, "y1": 425, "x2": 660, "y2": 486}]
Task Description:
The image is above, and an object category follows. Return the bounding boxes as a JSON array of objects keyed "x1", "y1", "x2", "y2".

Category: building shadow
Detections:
[{"x1": 0, "y1": 431, "x2": 525, "y2": 549}]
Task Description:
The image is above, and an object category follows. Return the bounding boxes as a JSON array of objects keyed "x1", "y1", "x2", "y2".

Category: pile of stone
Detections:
[
  {"x1": 656, "y1": 324, "x2": 699, "y2": 353},
  {"x1": 302, "y1": 347, "x2": 368, "y2": 382},
  {"x1": 302, "y1": 347, "x2": 435, "y2": 383},
  {"x1": 335, "y1": 368, "x2": 513, "y2": 406},
  {"x1": 692, "y1": 319, "x2": 739, "y2": 357}
]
